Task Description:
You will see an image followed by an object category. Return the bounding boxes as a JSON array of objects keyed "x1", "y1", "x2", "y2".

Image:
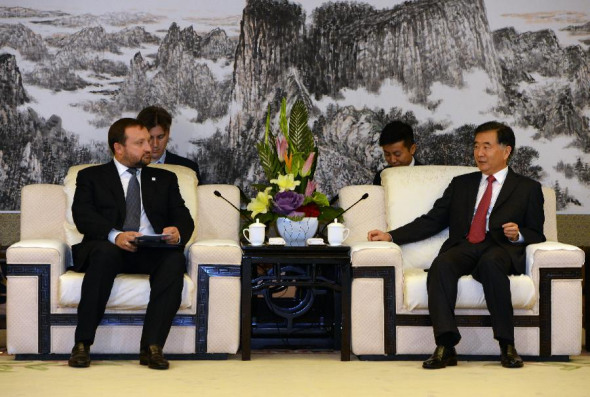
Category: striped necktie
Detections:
[{"x1": 122, "y1": 168, "x2": 141, "y2": 232}]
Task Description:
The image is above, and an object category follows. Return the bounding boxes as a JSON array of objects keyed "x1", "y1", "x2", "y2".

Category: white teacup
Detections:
[
  {"x1": 327, "y1": 219, "x2": 350, "y2": 246},
  {"x1": 243, "y1": 219, "x2": 266, "y2": 246}
]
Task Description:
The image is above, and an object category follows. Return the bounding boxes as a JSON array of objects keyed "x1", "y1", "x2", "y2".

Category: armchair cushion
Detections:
[
  {"x1": 58, "y1": 272, "x2": 195, "y2": 310},
  {"x1": 403, "y1": 269, "x2": 536, "y2": 310}
]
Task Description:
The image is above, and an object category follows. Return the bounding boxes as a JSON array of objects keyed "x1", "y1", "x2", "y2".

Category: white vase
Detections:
[{"x1": 276, "y1": 217, "x2": 319, "y2": 246}]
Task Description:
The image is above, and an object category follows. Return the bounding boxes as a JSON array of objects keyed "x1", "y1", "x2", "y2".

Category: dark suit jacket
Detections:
[
  {"x1": 373, "y1": 158, "x2": 423, "y2": 185},
  {"x1": 389, "y1": 168, "x2": 546, "y2": 274},
  {"x1": 164, "y1": 151, "x2": 201, "y2": 183},
  {"x1": 71, "y1": 161, "x2": 194, "y2": 270}
]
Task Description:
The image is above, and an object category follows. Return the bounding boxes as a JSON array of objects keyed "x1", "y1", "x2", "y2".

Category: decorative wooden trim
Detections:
[
  {"x1": 351, "y1": 266, "x2": 582, "y2": 358},
  {"x1": 352, "y1": 267, "x2": 396, "y2": 355},
  {"x1": 7, "y1": 263, "x2": 240, "y2": 358},
  {"x1": 196, "y1": 265, "x2": 240, "y2": 353}
]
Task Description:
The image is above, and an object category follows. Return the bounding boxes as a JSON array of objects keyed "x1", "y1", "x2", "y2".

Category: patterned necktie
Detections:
[
  {"x1": 123, "y1": 168, "x2": 141, "y2": 232},
  {"x1": 467, "y1": 175, "x2": 496, "y2": 244}
]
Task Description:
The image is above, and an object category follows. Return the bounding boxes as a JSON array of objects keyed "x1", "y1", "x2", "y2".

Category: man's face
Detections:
[
  {"x1": 148, "y1": 125, "x2": 170, "y2": 161},
  {"x1": 473, "y1": 130, "x2": 511, "y2": 175},
  {"x1": 382, "y1": 141, "x2": 416, "y2": 167},
  {"x1": 114, "y1": 126, "x2": 152, "y2": 167}
]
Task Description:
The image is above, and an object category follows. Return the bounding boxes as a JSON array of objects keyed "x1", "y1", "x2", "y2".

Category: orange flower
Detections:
[{"x1": 284, "y1": 153, "x2": 293, "y2": 173}]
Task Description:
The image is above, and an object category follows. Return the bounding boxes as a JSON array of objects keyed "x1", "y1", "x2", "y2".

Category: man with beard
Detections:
[{"x1": 67, "y1": 118, "x2": 194, "y2": 370}]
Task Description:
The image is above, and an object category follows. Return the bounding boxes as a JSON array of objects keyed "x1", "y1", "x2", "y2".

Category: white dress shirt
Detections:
[
  {"x1": 108, "y1": 159, "x2": 155, "y2": 244},
  {"x1": 473, "y1": 167, "x2": 523, "y2": 243}
]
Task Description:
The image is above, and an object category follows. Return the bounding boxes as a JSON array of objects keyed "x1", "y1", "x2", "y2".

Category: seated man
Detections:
[
  {"x1": 373, "y1": 120, "x2": 422, "y2": 185},
  {"x1": 137, "y1": 105, "x2": 202, "y2": 182},
  {"x1": 68, "y1": 118, "x2": 194, "y2": 370},
  {"x1": 368, "y1": 121, "x2": 545, "y2": 369}
]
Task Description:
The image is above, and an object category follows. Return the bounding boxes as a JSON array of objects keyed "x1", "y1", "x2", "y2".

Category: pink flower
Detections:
[
  {"x1": 301, "y1": 152, "x2": 315, "y2": 177},
  {"x1": 276, "y1": 135, "x2": 288, "y2": 162},
  {"x1": 305, "y1": 180, "x2": 317, "y2": 197}
]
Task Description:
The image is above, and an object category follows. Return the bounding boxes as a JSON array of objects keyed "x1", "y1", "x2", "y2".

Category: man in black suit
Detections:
[
  {"x1": 373, "y1": 120, "x2": 423, "y2": 186},
  {"x1": 368, "y1": 121, "x2": 545, "y2": 369},
  {"x1": 137, "y1": 105, "x2": 202, "y2": 182},
  {"x1": 68, "y1": 118, "x2": 194, "y2": 370}
]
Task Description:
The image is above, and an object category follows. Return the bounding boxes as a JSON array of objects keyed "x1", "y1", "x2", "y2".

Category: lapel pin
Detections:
[{"x1": 152, "y1": 177, "x2": 156, "y2": 181}]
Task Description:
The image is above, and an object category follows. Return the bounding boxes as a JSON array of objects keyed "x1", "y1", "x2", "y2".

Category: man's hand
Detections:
[
  {"x1": 502, "y1": 222, "x2": 520, "y2": 242},
  {"x1": 115, "y1": 231, "x2": 142, "y2": 252},
  {"x1": 162, "y1": 226, "x2": 181, "y2": 245},
  {"x1": 367, "y1": 229, "x2": 393, "y2": 242}
]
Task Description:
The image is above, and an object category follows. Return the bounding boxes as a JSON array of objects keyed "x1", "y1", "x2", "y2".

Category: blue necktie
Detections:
[{"x1": 123, "y1": 168, "x2": 141, "y2": 232}]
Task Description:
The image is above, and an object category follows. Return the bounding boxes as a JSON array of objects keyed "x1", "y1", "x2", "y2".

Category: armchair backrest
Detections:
[
  {"x1": 377, "y1": 166, "x2": 557, "y2": 270},
  {"x1": 20, "y1": 184, "x2": 67, "y2": 241},
  {"x1": 195, "y1": 184, "x2": 241, "y2": 241}
]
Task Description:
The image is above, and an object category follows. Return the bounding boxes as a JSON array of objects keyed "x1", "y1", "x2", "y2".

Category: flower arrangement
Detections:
[{"x1": 246, "y1": 98, "x2": 340, "y2": 225}]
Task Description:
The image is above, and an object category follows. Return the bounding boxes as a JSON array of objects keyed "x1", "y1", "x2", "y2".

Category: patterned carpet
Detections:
[{"x1": 2, "y1": 350, "x2": 590, "y2": 397}]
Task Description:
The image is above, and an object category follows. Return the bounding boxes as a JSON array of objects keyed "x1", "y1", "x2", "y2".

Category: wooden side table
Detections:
[{"x1": 241, "y1": 245, "x2": 351, "y2": 361}]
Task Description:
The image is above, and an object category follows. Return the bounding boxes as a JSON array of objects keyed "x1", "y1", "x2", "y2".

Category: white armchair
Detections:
[
  {"x1": 342, "y1": 166, "x2": 584, "y2": 359},
  {"x1": 7, "y1": 164, "x2": 242, "y2": 358}
]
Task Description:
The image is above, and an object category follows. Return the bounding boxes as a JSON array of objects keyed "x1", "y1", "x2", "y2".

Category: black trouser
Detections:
[
  {"x1": 426, "y1": 236, "x2": 515, "y2": 347},
  {"x1": 74, "y1": 241, "x2": 186, "y2": 348}
]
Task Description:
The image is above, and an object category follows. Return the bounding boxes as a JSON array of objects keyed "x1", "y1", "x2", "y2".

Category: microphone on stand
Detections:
[
  {"x1": 213, "y1": 190, "x2": 254, "y2": 222},
  {"x1": 316, "y1": 193, "x2": 369, "y2": 237}
]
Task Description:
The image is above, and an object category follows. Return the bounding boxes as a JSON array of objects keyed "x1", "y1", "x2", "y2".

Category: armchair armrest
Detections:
[
  {"x1": 349, "y1": 241, "x2": 402, "y2": 268},
  {"x1": 526, "y1": 242, "x2": 585, "y2": 274},
  {"x1": 187, "y1": 239, "x2": 242, "y2": 279},
  {"x1": 7, "y1": 239, "x2": 71, "y2": 314}
]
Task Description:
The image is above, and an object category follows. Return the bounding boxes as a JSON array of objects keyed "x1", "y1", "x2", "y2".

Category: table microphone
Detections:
[
  {"x1": 213, "y1": 190, "x2": 254, "y2": 222},
  {"x1": 316, "y1": 193, "x2": 369, "y2": 237}
]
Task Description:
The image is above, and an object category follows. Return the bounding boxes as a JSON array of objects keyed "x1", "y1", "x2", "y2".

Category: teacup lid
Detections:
[
  {"x1": 250, "y1": 218, "x2": 266, "y2": 228},
  {"x1": 328, "y1": 219, "x2": 344, "y2": 228}
]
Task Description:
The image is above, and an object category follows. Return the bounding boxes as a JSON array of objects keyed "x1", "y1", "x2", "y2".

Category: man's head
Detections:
[
  {"x1": 379, "y1": 121, "x2": 416, "y2": 167},
  {"x1": 108, "y1": 118, "x2": 151, "y2": 168},
  {"x1": 136, "y1": 106, "x2": 172, "y2": 161},
  {"x1": 473, "y1": 121, "x2": 515, "y2": 176}
]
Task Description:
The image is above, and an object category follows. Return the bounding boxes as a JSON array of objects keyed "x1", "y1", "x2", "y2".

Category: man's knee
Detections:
[
  {"x1": 161, "y1": 251, "x2": 187, "y2": 276},
  {"x1": 86, "y1": 242, "x2": 123, "y2": 269}
]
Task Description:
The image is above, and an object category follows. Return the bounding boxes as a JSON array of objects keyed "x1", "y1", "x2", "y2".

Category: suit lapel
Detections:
[
  {"x1": 104, "y1": 161, "x2": 126, "y2": 216},
  {"x1": 140, "y1": 166, "x2": 155, "y2": 215},
  {"x1": 492, "y1": 168, "x2": 518, "y2": 213}
]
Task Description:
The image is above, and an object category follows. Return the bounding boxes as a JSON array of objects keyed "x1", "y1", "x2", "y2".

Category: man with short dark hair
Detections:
[
  {"x1": 368, "y1": 121, "x2": 546, "y2": 369},
  {"x1": 373, "y1": 120, "x2": 422, "y2": 185},
  {"x1": 137, "y1": 105, "x2": 202, "y2": 182},
  {"x1": 68, "y1": 118, "x2": 194, "y2": 370}
]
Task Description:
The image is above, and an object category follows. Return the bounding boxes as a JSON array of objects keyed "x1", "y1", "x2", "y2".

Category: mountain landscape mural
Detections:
[{"x1": 0, "y1": 0, "x2": 588, "y2": 212}]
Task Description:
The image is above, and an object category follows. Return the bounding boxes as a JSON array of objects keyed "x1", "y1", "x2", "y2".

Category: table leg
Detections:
[
  {"x1": 340, "y1": 262, "x2": 351, "y2": 361},
  {"x1": 241, "y1": 258, "x2": 252, "y2": 360}
]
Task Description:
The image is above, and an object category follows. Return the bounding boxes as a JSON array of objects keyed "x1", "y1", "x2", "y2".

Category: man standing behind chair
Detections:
[
  {"x1": 368, "y1": 121, "x2": 545, "y2": 369},
  {"x1": 373, "y1": 120, "x2": 422, "y2": 186},
  {"x1": 68, "y1": 118, "x2": 194, "y2": 370},
  {"x1": 137, "y1": 105, "x2": 202, "y2": 182}
]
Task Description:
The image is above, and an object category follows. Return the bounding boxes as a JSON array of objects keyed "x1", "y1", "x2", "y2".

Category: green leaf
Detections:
[
  {"x1": 280, "y1": 97, "x2": 288, "y2": 139},
  {"x1": 289, "y1": 99, "x2": 315, "y2": 154},
  {"x1": 257, "y1": 141, "x2": 281, "y2": 181},
  {"x1": 318, "y1": 206, "x2": 343, "y2": 223},
  {"x1": 264, "y1": 104, "x2": 271, "y2": 145},
  {"x1": 310, "y1": 191, "x2": 330, "y2": 207}
]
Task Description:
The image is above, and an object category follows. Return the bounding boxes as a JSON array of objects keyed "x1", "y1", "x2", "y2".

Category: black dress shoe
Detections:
[
  {"x1": 501, "y1": 344, "x2": 524, "y2": 368},
  {"x1": 68, "y1": 342, "x2": 90, "y2": 368},
  {"x1": 422, "y1": 345, "x2": 457, "y2": 369},
  {"x1": 139, "y1": 345, "x2": 169, "y2": 370}
]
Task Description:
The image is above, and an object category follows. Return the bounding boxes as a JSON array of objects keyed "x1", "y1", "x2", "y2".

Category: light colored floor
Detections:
[{"x1": 2, "y1": 349, "x2": 590, "y2": 397}]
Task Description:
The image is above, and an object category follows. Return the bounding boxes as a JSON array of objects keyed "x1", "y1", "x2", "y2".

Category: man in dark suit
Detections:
[
  {"x1": 373, "y1": 120, "x2": 423, "y2": 186},
  {"x1": 68, "y1": 118, "x2": 194, "y2": 370},
  {"x1": 137, "y1": 105, "x2": 202, "y2": 182},
  {"x1": 368, "y1": 121, "x2": 545, "y2": 369}
]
